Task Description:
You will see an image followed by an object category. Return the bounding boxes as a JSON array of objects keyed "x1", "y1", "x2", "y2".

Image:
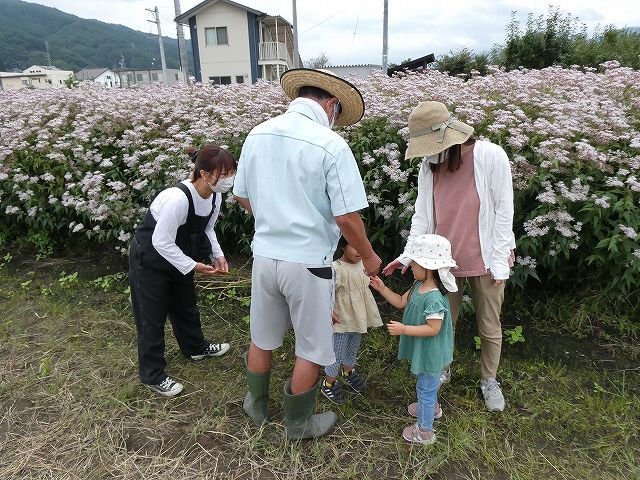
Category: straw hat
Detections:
[
  {"x1": 400, "y1": 234, "x2": 458, "y2": 293},
  {"x1": 280, "y1": 68, "x2": 365, "y2": 126},
  {"x1": 405, "y1": 101, "x2": 474, "y2": 160}
]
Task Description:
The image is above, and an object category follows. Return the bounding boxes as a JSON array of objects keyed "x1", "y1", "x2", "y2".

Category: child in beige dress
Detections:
[{"x1": 321, "y1": 236, "x2": 383, "y2": 404}]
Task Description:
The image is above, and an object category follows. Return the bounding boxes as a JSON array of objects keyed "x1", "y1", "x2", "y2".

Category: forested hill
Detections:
[{"x1": 0, "y1": 0, "x2": 193, "y2": 72}]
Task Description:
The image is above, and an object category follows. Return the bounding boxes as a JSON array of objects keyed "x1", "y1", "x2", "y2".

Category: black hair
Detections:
[
  {"x1": 433, "y1": 271, "x2": 449, "y2": 296},
  {"x1": 186, "y1": 145, "x2": 237, "y2": 183},
  {"x1": 298, "y1": 85, "x2": 333, "y2": 100},
  {"x1": 429, "y1": 138, "x2": 476, "y2": 173},
  {"x1": 333, "y1": 236, "x2": 349, "y2": 261}
]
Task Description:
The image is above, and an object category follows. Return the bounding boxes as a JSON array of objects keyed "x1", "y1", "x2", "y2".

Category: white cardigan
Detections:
[{"x1": 401, "y1": 141, "x2": 516, "y2": 280}]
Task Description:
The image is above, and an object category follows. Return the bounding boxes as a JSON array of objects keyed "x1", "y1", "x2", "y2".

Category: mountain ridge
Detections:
[{"x1": 0, "y1": 0, "x2": 193, "y2": 73}]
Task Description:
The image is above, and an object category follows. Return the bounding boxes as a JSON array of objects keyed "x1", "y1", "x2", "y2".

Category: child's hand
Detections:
[
  {"x1": 386, "y1": 320, "x2": 406, "y2": 336},
  {"x1": 369, "y1": 275, "x2": 386, "y2": 292}
]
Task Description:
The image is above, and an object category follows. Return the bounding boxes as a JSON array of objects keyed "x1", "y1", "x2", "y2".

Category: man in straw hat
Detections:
[
  {"x1": 383, "y1": 101, "x2": 515, "y2": 412},
  {"x1": 233, "y1": 68, "x2": 381, "y2": 439}
]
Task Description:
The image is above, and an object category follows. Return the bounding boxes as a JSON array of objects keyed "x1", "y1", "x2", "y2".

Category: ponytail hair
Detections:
[{"x1": 186, "y1": 144, "x2": 237, "y2": 183}]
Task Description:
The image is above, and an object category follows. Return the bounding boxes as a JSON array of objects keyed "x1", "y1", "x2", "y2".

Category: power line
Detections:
[
  {"x1": 300, "y1": 8, "x2": 348, "y2": 34},
  {"x1": 347, "y1": 0, "x2": 363, "y2": 64}
]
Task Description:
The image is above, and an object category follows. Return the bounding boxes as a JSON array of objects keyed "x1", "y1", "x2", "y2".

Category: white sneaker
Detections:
[
  {"x1": 190, "y1": 342, "x2": 230, "y2": 361},
  {"x1": 148, "y1": 376, "x2": 183, "y2": 397},
  {"x1": 480, "y1": 378, "x2": 505, "y2": 412}
]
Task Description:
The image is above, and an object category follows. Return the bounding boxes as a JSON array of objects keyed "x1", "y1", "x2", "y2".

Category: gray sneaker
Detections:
[{"x1": 480, "y1": 378, "x2": 505, "y2": 411}]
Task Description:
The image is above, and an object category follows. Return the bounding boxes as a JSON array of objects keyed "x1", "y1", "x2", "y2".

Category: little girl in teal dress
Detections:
[{"x1": 370, "y1": 234, "x2": 456, "y2": 444}]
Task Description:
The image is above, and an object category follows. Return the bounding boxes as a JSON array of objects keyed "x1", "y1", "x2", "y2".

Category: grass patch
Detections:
[{"x1": 0, "y1": 253, "x2": 638, "y2": 479}]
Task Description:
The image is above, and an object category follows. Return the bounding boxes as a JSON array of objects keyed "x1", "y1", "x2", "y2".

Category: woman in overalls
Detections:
[{"x1": 129, "y1": 145, "x2": 237, "y2": 396}]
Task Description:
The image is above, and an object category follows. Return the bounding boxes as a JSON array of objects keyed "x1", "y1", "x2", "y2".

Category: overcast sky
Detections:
[{"x1": 25, "y1": 0, "x2": 640, "y2": 65}]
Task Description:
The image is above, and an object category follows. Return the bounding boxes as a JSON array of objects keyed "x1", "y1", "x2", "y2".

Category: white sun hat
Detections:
[{"x1": 400, "y1": 234, "x2": 458, "y2": 293}]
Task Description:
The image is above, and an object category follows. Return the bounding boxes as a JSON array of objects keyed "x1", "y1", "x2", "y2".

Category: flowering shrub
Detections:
[{"x1": 1, "y1": 63, "x2": 639, "y2": 292}]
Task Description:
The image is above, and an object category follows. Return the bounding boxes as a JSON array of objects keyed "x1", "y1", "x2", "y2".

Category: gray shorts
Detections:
[{"x1": 250, "y1": 256, "x2": 336, "y2": 366}]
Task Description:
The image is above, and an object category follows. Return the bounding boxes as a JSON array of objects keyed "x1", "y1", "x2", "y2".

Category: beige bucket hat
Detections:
[
  {"x1": 400, "y1": 234, "x2": 458, "y2": 293},
  {"x1": 405, "y1": 101, "x2": 474, "y2": 159},
  {"x1": 280, "y1": 68, "x2": 365, "y2": 126}
]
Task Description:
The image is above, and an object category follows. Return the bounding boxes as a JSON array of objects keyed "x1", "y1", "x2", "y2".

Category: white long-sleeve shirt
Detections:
[
  {"x1": 401, "y1": 141, "x2": 516, "y2": 280},
  {"x1": 150, "y1": 180, "x2": 224, "y2": 275}
]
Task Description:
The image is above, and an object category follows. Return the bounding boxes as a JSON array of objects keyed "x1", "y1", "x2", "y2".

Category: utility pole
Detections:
[
  {"x1": 292, "y1": 0, "x2": 300, "y2": 68},
  {"x1": 45, "y1": 41, "x2": 52, "y2": 67},
  {"x1": 382, "y1": 0, "x2": 389, "y2": 75},
  {"x1": 173, "y1": 0, "x2": 190, "y2": 84},
  {"x1": 146, "y1": 6, "x2": 168, "y2": 85}
]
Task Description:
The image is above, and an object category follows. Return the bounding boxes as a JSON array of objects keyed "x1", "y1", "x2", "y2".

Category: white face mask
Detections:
[
  {"x1": 207, "y1": 174, "x2": 235, "y2": 194},
  {"x1": 328, "y1": 101, "x2": 341, "y2": 129},
  {"x1": 425, "y1": 152, "x2": 447, "y2": 164}
]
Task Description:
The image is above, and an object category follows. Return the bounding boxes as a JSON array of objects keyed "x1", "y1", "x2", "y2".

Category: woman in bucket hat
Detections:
[
  {"x1": 370, "y1": 234, "x2": 456, "y2": 444},
  {"x1": 382, "y1": 101, "x2": 515, "y2": 412}
]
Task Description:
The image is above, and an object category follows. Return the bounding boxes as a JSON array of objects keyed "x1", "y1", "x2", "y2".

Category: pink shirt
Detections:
[{"x1": 433, "y1": 148, "x2": 487, "y2": 277}]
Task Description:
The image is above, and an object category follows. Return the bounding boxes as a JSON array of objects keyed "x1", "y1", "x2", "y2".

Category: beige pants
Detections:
[{"x1": 448, "y1": 275, "x2": 504, "y2": 380}]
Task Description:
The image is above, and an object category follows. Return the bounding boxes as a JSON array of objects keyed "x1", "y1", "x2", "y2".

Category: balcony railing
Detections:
[{"x1": 259, "y1": 41, "x2": 292, "y2": 66}]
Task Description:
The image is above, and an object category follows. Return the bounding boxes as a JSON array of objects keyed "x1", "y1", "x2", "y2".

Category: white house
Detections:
[
  {"x1": 22, "y1": 65, "x2": 74, "y2": 88},
  {"x1": 175, "y1": 0, "x2": 300, "y2": 84},
  {"x1": 76, "y1": 68, "x2": 122, "y2": 88},
  {"x1": 325, "y1": 64, "x2": 383, "y2": 80},
  {"x1": 115, "y1": 68, "x2": 185, "y2": 87},
  {"x1": 0, "y1": 72, "x2": 34, "y2": 90}
]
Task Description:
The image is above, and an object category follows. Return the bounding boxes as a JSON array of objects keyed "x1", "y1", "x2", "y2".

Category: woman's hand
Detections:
[
  {"x1": 369, "y1": 275, "x2": 386, "y2": 292},
  {"x1": 386, "y1": 320, "x2": 406, "y2": 336},
  {"x1": 214, "y1": 256, "x2": 229, "y2": 273},
  {"x1": 195, "y1": 262, "x2": 218, "y2": 276},
  {"x1": 382, "y1": 259, "x2": 408, "y2": 276}
]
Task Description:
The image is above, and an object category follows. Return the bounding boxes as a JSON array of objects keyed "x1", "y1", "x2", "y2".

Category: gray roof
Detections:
[
  {"x1": 76, "y1": 68, "x2": 110, "y2": 80},
  {"x1": 175, "y1": 0, "x2": 265, "y2": 23}
]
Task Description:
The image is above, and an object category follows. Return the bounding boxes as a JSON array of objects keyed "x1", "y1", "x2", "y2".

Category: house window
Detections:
[
  {"x1": 22, "y1": 79, "x2": 28, "y2": 85},
  {"x1": 136, "y1": 74, "x2": 143, "y2": 81},
  {"x1": 175, "y1": 73, "x2": 179, "y2": 81},
  {"x1": 106, "y1": 75, "x2": 111, "y2": 79},
  {"x1": 208, "y1": 76, "x2": 232, "y2": 85},
  {"x1": 151, "y1": 73, "x2": 158, "y2": 81},
  {"x1": 236, "y1": 75, "x2": 244, "y2": 84},
  {"x1": 205, "y1": 26, "x2": 228, "y2": 45}
]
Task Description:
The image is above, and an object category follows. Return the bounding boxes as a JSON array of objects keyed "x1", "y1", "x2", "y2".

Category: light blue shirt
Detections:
[{"x1": 233, "y1": 98, "x2": 368, "y2": 265}]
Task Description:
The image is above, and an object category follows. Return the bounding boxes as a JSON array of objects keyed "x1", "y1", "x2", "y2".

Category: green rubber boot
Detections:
[
  {"x1": 243, "y1": 353, "x2": 270, "y2": 426},
  {"x1": 283, "y1": 379, "x2": 337, "y2": 439}
]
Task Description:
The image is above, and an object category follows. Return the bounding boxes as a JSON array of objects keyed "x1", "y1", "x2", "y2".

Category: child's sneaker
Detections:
[
  {"x1": 407, "y1": 402, "x2": 443, "y2": 419},
  {"x1": 321, "y1": 379, "x2": 346, "y2": 404},
  {"x1": 340, "y1": 368, "x2": 366, "y2": 393},
  {"x1": 480, "y1": 378, "x2": 505, "y2": 411},
  {"x1": 190, "y1": 342, "x2": 230, "y2": 361},
  {"x1": 148, "y1": 376, "x2": 183, "y2": 397},
  {"x1": 402, "y1": 424, "x2": 436, "y2": 445}
]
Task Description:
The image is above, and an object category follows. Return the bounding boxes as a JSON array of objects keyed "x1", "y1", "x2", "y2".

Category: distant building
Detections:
[
  {"x1": 325, "y1": 64, "x2": 382, "y2": 80},
  {"x1": 175, "y1": 0, "x2": 300, "y2": 84},
  {"x1": 115, "y1": 68, "x2": 184, "y2": 87},
  {"x1": 0, "y1": 65, "x2": 73, "y2": 90},
  {"x1": 76, "y1": 68, "x2": 121, "y2": 88},
  {"x1": 387, "y1": 54, "x2": 435, "y2": 76}
]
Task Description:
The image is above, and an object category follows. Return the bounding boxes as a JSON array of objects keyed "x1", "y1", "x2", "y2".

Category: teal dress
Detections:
[{"x1": 397, "y1": 282, "x2": 454, "y2": 375}]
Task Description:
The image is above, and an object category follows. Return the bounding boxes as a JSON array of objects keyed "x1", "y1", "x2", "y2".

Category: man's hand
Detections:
[
  {"x1": 386, "y1": 320, "x2": 406, "y2": 336},
  {"x1": 195, "y1": 262, "x2": 218, "y2": 276},
  {"x1": 362, "y1": 252, "x2": 382, "y2": 277},
  {"x1": 331, "y1": 311, "x2": 341, "y2": 324},
  {"x1": 382, "y1": 258, "x2": 409, "y2": 276}
]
